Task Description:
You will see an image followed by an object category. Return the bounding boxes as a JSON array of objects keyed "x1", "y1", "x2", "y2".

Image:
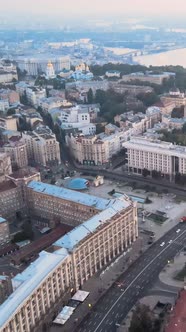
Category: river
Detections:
[{"x1": 135, "y1": 48, "x2": 186, "y2": 67}]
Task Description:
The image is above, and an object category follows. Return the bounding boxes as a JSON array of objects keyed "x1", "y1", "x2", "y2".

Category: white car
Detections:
[
  {"x1": 160, "y1": 242, "x2": 165, "y2": 247},
  {"x1": 168, "y1": 240, "x2": 173, "y2": 244},
  {"x1": 176, "y1": 229, "x2": 181, "y2": 233}
]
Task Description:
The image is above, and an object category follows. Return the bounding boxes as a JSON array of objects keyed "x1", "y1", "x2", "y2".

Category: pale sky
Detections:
[{"x1": 1, "y1": 0, "x2": 186, "y2": 17}]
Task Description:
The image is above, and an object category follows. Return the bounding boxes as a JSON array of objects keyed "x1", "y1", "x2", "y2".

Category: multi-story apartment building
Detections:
[
  {"x1": 122, "y1": 71, "x2": 175, "y2": 85},
  {"x1": 15, "y1": 82, "x2": 30, "y2": 97},
  {"x1": 22, "y1": 127, "x2": 61, "y2": 166},
  {"x1": 0, "y1": 89, "x2": 20, "y2": 104},
  {"x1": 53, "y1": 196, "x2": 137, "y2": 289},
  {"x1": 124, "y1": 137, "x2": 186, "y2": 181},
  {"x1": 0, "y1": 183, "x2": 137, "y2": 332},
  {"x1": 0, "y1": 153, "x2": 12, "y2": 182},
  {"x1": 26, "y1": 87, "x2": 46, "y2": 107},
  {"x1": 0, "y1": 117, "x2": 17, "y2": 131},
  {"x1": 110, "y1": 82, "x2": 154, "y2": 96},
  {"x1": 27, "y1": 180, "x2": 110, "y2": 225},
  {"x1": 66, "y1": 135, "x2": 110, "y2": 166},
  {"x1": 0, "y1": 248, "x2": 73, "y2": 332},
  {"x1": 0, "y1": 180, "x2": 25, "y2": 219},
  {"x1": 57, "y1": 106, "x2": 96, "y2": 136},
  {"x1": 0, "y1": 275, "x2": 12, "y2": 305},
  {"x1": 0, "y1": 100, "x2": 9, "y2": 113},
  {"x1": 3, "y1": 140, "x2": 28, "y2": 169},
  {"x1": 38, "y1": 97, "x2": 70, "y2": 112},
  {"x1": 16, "y1": 56, "x2": 70, "y2": 76},
  {"x1": 0, "y1": 70, "x2": 18, "y2": 84},
  {"x1": 0, "y1": 217, "x2": 10, "y2": 245}
]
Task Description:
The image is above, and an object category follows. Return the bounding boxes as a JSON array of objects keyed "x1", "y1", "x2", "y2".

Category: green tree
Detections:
[
  {"x1": 152, "y1": 170, "x2": 161, "y2": 179},
  {"x1": 96, "y1": 124, "x2": 105, "y2": 134},
  {"x1": 17, "y1": 67, "x2": 27, "y2": 80},
  {"x1": 20, "y1": 91, "x2": 29, "y2": 105},
  {"x1": 129, "y1": 305, "x2": 158, "y2": 332},
  {"x1": 7, "y1": 108, "x2": 16, "y2": 116},
  {"x1": 182, "y1": 122, "x2": 186, "y2": 133},
  {"x1": 171, "y1": 106, "x2": 184, "y2": 118},
  {"x1": 137, "y1": 92, "x2": 159, "y2": 107},
  {"x1": 87, "y1": 88, "x2": 94, "y2": 104},
  {"x1": 142, "y1": 168, "x2": 149, "y2": 178},
  {"x1": 95, "y1": 89, "x2": 107, "y2": 105}
]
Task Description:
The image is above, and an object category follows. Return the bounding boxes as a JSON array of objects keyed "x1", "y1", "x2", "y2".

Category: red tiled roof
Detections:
[{"x1": 165, "y1": 289, "x2": 186, "y2": 332}]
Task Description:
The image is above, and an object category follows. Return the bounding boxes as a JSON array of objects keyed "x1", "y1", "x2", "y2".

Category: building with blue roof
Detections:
[
  {"x1": 27, "y1": 181, "x2": 115, "y2": 226},
  {"x1": 66, "y1": 178, "x2": 89, "y2": 191},
  {"x1": 0, "y1": 181, "x2": 138, "y2": 332}
]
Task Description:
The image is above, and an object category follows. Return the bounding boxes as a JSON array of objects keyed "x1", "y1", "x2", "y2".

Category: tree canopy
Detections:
[{"x1": 129, "y1": 304, "x2": 161, "y2": 332}]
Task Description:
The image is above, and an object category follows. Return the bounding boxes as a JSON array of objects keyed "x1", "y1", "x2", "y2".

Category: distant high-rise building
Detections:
[{"x1": 16, "y1": 56, "x2": 70, "y2": 76}]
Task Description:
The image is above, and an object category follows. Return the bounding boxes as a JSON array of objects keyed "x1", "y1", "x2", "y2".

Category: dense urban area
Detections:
[{"x1": 1, "y1": 19, "x2": 186, "y2": 332}]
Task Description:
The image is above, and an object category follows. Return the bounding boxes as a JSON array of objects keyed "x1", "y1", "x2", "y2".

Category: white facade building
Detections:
[
  {"x1": 16, "y1": 56, "x2": 70, "y2": 76},
  {"x1": 22, "y1": 127, "x2": 61, "y2": 166},
  {"x1": 39, "y1": 97, "x2": 70, "y2": 112},
  {"x1": 0, "y1": 100, "x2": 9, "y2": 113},
  {"x1": 58, "y1": 106, "x2": 96, "y2": 135},
  {"x1": 26, "y1": 87, "x2": 46, "y2": 107},
  {"x1": 124, "y1": 137, "x2": 186, "y2": 180}
]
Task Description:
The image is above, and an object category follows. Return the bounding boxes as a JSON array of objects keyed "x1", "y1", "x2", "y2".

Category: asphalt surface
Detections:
[{"x1": 77, "y1": 223, "x2": 186, "y2": 332}]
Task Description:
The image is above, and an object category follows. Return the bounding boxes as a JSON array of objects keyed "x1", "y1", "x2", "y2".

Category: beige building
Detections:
[
  {"x1": 154, "y1": 99, "x2": 175, "y2": 116},
  {"x1": 0, "y1": 180, "x2": 25, "y2": 219},
  {"x1": 26, "y1": 87, "x2": 46, "y2": 107},
  {"x1": 0, "y1": 89, "x2": 20, "y2": 104},
  {"x1": 0, "y1": 275, "x2": 12, "y2": 305},
  {"x1": 0, "y1": 71, "x2": 18, "y2": 84},
  {"x1": 22, "y1": 128, "x2": 61, "y2": 166},
  {"x1": 0, "y1": 182, "x2": 137, "y2": 332},
  {"x1": 160, "y1": 88, "x2": 186, "y2": 109},
  {"x1": 124, "y1": 137, "x2": 186, "y2": 180},
  {"x1": 27, "y1": 181, "x2": 107, "y2": 225},
  {"x1": 0, "y1": 153, "x2": 12, "y2": 182},
  {"x1": 0, "y1": 248, "x2": 73, "y2": 332},
  {"x1": 122, "y1": 71, "x2": 174, "y2": 85},
  {"x1": 53, "y1": 196, "x2": 137, "y2": 290},
  {"x1": 3, "y1": 140, "x2": 28, "y2": 169},
  {"x1": 0, "y1": 217, "x2": 10, "y2": 245},
  {"x1": 66, "y1": 135, "x2": 110, "y2": 166},
  {"x1": 0, "y1": 117, "x2": 17, "y2": 131}
]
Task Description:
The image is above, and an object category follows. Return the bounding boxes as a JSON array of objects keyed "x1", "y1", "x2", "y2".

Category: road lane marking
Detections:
[{"x1": 93, "y1": 229, "x2": 186, "y2": 332}]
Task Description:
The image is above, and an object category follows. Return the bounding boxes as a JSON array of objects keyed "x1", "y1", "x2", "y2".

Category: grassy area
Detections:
[
  {"x1": 148, "y1": 213, "x2": 168, "y2": 225},
  {"x1": 174, "y1": 264, "x2": 186, "y2": 281}
]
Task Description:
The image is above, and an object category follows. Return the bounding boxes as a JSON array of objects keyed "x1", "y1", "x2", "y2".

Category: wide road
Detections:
[{"x1": 77, "y1": 223, "x2": 186, "y2": 332}]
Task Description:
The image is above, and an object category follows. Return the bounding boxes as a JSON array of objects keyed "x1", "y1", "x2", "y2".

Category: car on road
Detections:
[
  {"x1": 176, "y1": 229, "x2": 181, "y2": 233},
  {"x1": 168, "y1": 240, "x2": 173, "y2": 244},
  {"x1": 160, "y1": 242, "x2": 165, "y2": 247}
]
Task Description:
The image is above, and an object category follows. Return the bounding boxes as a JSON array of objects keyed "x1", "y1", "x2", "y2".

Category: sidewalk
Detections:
[
  {"x1": 50, "y1": 234, "x2": 149, "y2": 332},
  {"x1": 159, "y1": 252, "x2": 186, "y2": 288}
]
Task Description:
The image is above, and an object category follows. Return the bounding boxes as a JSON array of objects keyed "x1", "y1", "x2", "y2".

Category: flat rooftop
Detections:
[
  {"x1": 54, "y1": 196, "x2": 131, "y2": 251},
  {"x1": 0, "y1": 249, "x2": 69, "y2": 329},
  {"x1": 124, "y1": 137, "x2": 186, "y2": 156},
  {"x1": 27, "y1": 180, "x2": 114, "y2": 210}
]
